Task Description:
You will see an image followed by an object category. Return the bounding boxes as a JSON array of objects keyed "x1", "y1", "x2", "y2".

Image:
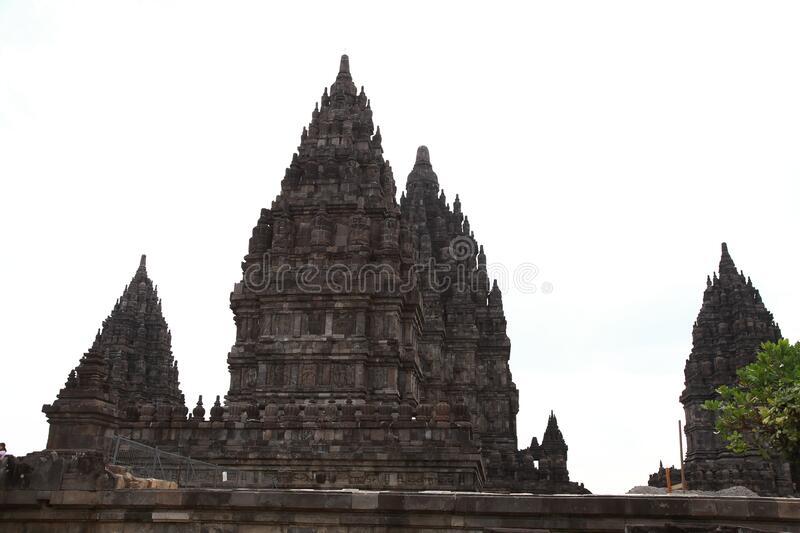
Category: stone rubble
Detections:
[{"x1": 628, "y1": 484, "x2": 761, "y2": 497}]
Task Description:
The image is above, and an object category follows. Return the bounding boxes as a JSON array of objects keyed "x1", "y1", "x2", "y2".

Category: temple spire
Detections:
[
  {"x1": 133, "y1": 254, "x2": 148, "y2": 281},
  {"x1": 543, "y1": 411, "x2": 566, "y2": 446},
  {"x1": 416, "y1": 146, "x2": 430, "y2": 165},
  {"x1": 293, "y1": 55, "x2": 372, "y2": 163},
  {"x1": 406, "y1": 145, "x2": 439, "y2": 189},
  {"x1": 718, "y1": 242, "x2": 738, "y2": 278},
  {"x1": 339, "y1": 54, "x2": 350, "y2": 76},
  {"x1": 68, "y1": 256, "x2": 182, "y2": 408},
  {"x1": 488, "y1": 279, "x2": 503, "y2": 308},
  {"x1": 331, "y1": 54, "x2": 356, "y2": 98}
]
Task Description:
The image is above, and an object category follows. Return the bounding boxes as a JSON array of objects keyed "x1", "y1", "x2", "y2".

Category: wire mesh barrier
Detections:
[{"x1": 109, "y1": 435, "x2": 275, "y2": 488}]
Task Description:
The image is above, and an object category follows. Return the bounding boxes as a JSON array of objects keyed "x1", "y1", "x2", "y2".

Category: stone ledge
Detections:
[{"x1": 1, "y1": 489, "x2": 798, "y2": 532}]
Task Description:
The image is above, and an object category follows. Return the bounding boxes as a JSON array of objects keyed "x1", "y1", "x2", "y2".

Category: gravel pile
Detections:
[
  {"x1": 714, "y1": 486, "x2": 760, "y2": 497},
  {"x1": 626, "y1": 485, "x2": 760, "y2": 497}
]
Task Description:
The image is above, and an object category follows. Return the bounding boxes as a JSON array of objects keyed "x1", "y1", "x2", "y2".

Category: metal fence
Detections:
[{"x1": 109, "y1": 435, "x2": 275, "y2": 488}]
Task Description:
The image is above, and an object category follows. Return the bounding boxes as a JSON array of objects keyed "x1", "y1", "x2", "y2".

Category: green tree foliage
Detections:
[{"x1": 704, "y1": 340, "x2": 800, "y2": 470}]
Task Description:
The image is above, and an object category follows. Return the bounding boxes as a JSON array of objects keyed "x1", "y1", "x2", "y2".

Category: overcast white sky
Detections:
[{"x1": 1, "y1": 1, "x2": 799, "y2": 495}]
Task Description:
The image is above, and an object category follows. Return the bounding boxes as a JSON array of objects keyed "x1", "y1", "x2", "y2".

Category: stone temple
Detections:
[
  {"x1": 679, "y1": 243, "x2": 794, "y2": 495},
  {"x1": 42, "y1": 55, "x2": 587, "y2": 494}
]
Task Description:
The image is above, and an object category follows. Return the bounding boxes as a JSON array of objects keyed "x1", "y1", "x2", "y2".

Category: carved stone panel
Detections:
[
  {"x1": 308, "y1": 311, "x2": 325, "y2": 335},
  {"x1": 301, "y1": 364, "x2": 316, "y2": 387},
  {"x1": 333, "y1": 311, "x2": 354, "y2": 336}
]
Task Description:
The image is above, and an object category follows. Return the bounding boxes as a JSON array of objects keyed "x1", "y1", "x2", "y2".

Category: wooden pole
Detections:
[
  {"x1": 679, "y1": 420, "x2": 686, "y2": 490},
  {"x1": 666, "y1": 466, "x2": 672, "y2": 493}
]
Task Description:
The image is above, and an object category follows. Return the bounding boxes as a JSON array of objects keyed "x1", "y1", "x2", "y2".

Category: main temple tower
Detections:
[{"x1": 227, "y1": 55, "x2": 420, "y2": 412}]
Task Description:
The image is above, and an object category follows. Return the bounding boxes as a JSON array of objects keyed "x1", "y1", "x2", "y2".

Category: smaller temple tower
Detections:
[
  {"x1": 538, "y1": 411, "x2": 570, "y2": 482},
  {"x1": 680, "y1": 243, "x2": 793, "y2": 495},
  {"x1": 513, "y1": 411, "x2": 584, "y2": 493},
  {"x1": 43, "y1": 256, "x2": 186, "y2": 451}
]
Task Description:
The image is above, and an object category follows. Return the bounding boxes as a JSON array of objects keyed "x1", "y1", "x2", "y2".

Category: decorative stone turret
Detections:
[
  {"x1": 680, "y1": 243, "x2": 793, "y2": 495},
  {"x1": 210, "y1": 395, "x2": 224, "y2": 422},
  {"x1": 406, "y1": 146, "x2": 439, "y2": 191}
]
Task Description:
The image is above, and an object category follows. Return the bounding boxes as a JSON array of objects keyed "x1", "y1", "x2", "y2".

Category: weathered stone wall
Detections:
[
  {"x1": 109, "y1": 414, "x2": 484, "y2": 491},
  {"x1": 1, "y1": 488, "x2": 799, "y2": 532}
]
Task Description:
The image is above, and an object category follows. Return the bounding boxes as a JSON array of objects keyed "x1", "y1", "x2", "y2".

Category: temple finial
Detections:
[
  {"x1": 416, "y1": 145, "x2": 430, "y2": 164},
  {"x1": 339, "y1": 54, "x2": 350, "y2": 75},
  {"x1": 134, "y1": 254, "x2": 148, "y2": 279},
  {"x1": 718, "y1": 241, "x2": 738, "y2": 278},
  {"x1": 406, "y1": 146, "x2": 438, "y2": 188}
]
